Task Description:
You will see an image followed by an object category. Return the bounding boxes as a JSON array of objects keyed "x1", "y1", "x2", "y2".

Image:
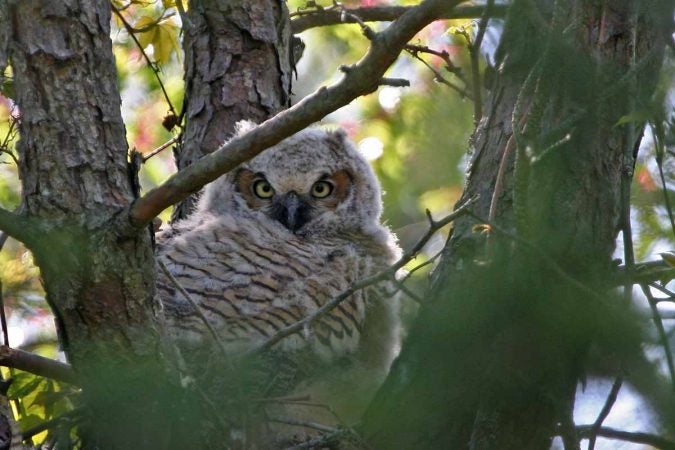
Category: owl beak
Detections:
[{"x1": 274, "y1": 191, "x2": 310, "y2": 233}]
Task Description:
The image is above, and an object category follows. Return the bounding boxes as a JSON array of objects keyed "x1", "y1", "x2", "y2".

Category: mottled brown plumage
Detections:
[{"x1": 156, "y1": 123, "x2": 401, "y2": 441}]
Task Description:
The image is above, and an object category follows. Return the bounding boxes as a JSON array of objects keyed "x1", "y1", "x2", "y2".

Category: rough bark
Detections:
[
  {"x1": 172, "y1": 0, "x2": 292, "y2": 220},
  {"x1": 4, "y1": 1, "x2": 173, "y2": 447},
  {"x1": 362, "y1": 0, "x2": 672, "y2": 448}
]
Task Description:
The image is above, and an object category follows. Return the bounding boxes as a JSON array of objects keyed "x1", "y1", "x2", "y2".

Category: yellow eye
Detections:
[
  {"x1": 253, "y1": 180, "x2": 274, "y2": 199},
  {"x1": 311, "y1": 180, "x2": 333, "y2": 198}
]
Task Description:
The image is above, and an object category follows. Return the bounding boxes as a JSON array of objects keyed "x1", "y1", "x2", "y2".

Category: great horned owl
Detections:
[{"x1": 156, "y1": 122, "x2": 401, "y2": 439}]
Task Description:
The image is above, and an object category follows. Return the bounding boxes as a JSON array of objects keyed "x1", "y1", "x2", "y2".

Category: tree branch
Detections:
[
  {"x1": 587, "y1": 376, "x2": 623, "y2": 450},
  {"x1": 468, "y1": 0, "x2": 494, "y2": 125},
  {"x1": 290, "y1": 3, "x2": 508, "y2": 34},
  {"x1": 253, "y1": 196, "x2": 477, "y2": 353},
  {"x1": 575, "y1": 425, "x2": 675, "y2": 450},
  {"x1": 128, "y1": 0, "x2": 463, "y2": 228},
  {"x1": 0, "y1": 207, "x2": 32, "y2": 245},
  {"x1": 0, "y1": 346, "x2": 76, "y2": 385}
]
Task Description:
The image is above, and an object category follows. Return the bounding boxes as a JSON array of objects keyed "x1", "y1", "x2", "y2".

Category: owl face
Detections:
[
  {"x1": 233, "y1": 166, "x2": 353, "y2": 233},
  {"x1": 198, "y1": 124, "x2": 383, "y2": 237}
]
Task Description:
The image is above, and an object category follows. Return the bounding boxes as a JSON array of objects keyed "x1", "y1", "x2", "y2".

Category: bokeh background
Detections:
[{"x1": 0, "y1": 0, "x2": 673, "y2": 447}]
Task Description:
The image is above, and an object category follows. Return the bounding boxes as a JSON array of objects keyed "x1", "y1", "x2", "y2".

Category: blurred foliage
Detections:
[{"x1": 0, "y1": 0, "x2": 671, "y2": 447}]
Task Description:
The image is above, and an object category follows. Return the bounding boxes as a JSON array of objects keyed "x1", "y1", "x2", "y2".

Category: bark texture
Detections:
[
  {"x1": 4, "y1": 1, "x2": 172, "y2": 447},
  {"x1": 173, "y1": 0, "x2": 292, "y2": 220},
  {"x1": 362, "y1": 1, "x2": 672, "y2": 448}
]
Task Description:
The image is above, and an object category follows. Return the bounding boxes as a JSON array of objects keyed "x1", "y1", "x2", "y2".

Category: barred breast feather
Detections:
[{"x1": 156, "y1": 210, "x2": 398, "y2": 361}]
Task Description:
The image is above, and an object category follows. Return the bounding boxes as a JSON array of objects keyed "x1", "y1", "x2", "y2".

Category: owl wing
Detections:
[{"x1": 157, "y1": 214, "x2": 391, "y2": 359}]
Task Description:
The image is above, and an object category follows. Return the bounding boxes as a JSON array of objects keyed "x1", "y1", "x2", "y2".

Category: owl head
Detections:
[{"x1": 198, "y1": 122, "x2": 384, "y2": 238}]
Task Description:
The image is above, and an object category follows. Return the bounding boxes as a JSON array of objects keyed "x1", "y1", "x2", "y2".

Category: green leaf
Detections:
[
  {"x1": 615, "y1": 110, "x2": 653, "y2": 127},
  {"x1": 7, "y1": 373, "x2": 43, "y2": 400},
  {"x1": 18, "y1": 414, "x2": 44, "y2": 433}
]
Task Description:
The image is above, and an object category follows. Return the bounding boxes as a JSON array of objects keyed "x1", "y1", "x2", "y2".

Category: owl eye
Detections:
[
  {"x1": 311, "y1": 180, "x2": 334, "y2": 198},
  {"x1": 253, "y1": 180, "x2": 274, "y2": 199}
]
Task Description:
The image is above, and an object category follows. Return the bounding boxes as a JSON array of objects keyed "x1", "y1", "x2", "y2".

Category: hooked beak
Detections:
[{"x1": 272, "y1": 191, "x2": 311, "y2": 232}]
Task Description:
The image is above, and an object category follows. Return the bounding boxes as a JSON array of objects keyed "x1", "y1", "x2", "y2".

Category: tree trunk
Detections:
[
  {"x1": 362, "y1": 0, "x2": 671, "y2": 448},
  {"x1": 3, "y1": 1, "x2": 175, "y2": 447},
  {"x1": 172, "y1": 0, "x2": 292, "y2": 220}
]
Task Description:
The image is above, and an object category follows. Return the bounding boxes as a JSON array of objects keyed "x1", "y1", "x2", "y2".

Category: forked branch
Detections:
[
  {"x1": 290, "y1": 3, "x2": 508, "y2": 33},
  {"x1": 129, "y1": 0, "x2": 462, "y2": 228}
]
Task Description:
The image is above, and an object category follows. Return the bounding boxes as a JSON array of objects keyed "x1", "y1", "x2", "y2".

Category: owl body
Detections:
[{"x1": 157, "y1": 124, "x2": 400, "y2": 369}]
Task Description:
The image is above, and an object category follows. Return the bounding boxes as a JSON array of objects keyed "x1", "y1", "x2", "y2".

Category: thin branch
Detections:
[
  {"x1": 0, "y1": 207, "x2": 32, "y2": 245},
  {"x1": 488, "y1": 134, "x2": 516, "y2": 221},
  {"x1": 111, "y1": 5, "x2": 177, "y2": 119},
  {"x1": 652, "y1": 124, "x2": 675, "y2": 236},
  {"x1": 640, "y1": 283, "x2": 675, "y2": 389},
  {"x1": 575, "y1": 425, "x2": 675, "y2": 450},
  {"x1": 651, "y1": 282, "x2": 675, "y2": 299},
  {"x1": 142, "y1": 136, "x2": 179, "y2": 162},
  {"x1": 21, "y1": 408, "x2": 84, "y2": 442},
  {"x1": 267, "y1": 417, "x2": 336, "y2": 433},
  {"x1": 394, "y1": 280, "x2": 423, "y2": 304},
  {"x1": 469, "y1": 0, "x2": 494, "y2": 125},
  {"x1": 157, "y1": 260, "x2": 231, "y2": 365},
  {"x1": 253, "y1": 196, "x2": 477, "y2": 353},
  {"x1": 613, "y1": 260, "x2": 675, "y2": 286},
  {"x1": 129, "y1": 0, "x2": 464, "y2": 228},
  {"x1": 379, "y1": 77, "x2": 410, "y2": 87},
  {"x1": 174, "y1": 0, "x2": 193, "y2": 31},
  {"x1": 0, "y1": 345, "x2": 76, "y2": 385},
  {"x1": 405, "y1": 48, "x2": 471, "y2": 97},
  {"x1": 587, "y1": 376, "x2": 623, "y2": 450},
  {"x1": 290, "y1": 3, "x2": 509, "y2": 33},
  {"x1": 405, "y1": 43, "x2": 469, "y2": 86},
  {"x1": 0, "y1": 281, "x2": 8, "y2": 347}
]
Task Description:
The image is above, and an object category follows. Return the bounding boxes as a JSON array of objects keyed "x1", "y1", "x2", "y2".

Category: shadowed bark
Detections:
[
  {"x1": 362, "y1": 1, "x2": 673, "y2": 448},
  {"x1": 2, "y1": 1, "x2": 173, "y2": 447}
]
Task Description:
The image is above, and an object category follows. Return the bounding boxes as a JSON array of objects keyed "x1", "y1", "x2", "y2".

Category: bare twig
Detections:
[
  {"x1": 405, "y1": 49, "x2": 471, "y2": 97},
  {"x1": 337, "y1": 6, "x2": 375, "y2": 40},
  {"x1": 469, "y1": 0, "x2": 494, "y2": 125},
  {"x1": 587, "y1": 376, "x2": 623, "y2": 450},
  {"x1": 0, "y1": 345, "x2": 76, "y2": 385},
  {"x1": 613, "y1": 260, "x2": 675, "y2": 286},
  {"x1": 379, "y1": 77, "x2": 410, "y2": 87},
  {"x1": 488, "y1": 134, "x2": 516, "y2": 221},
  {"x1": 111, "y1": 5, "x2": 178, "y2": 119},
  {"x1": 652, "y1": 124, "x2": 675, "y2": 236},
  {"x1": 142, "y1": 136, "x2": 179, "y2": 162},
  {"x1": 405, "y1": 43, "x2": 469, "y2": 86},
  {"x1": 174, "y1": 0, "x2": 192, "y2": 30},
  {"x1": 21, "y1": 408, "x2": 84, "y2": 442},
  {"x1": 129, "y1": 0, "x2": 463, "y2": 227},
  {"x1": 267, "y1": 416, "x2": 336, "y2": 433},
  {"x1": 575, "y1": 425, "x2": 675, "y2": 450},
  {"x1": 254, "y1": 196, "x2": 477, "y2": 353},
  {"x1": 290, "y1": 3, "x2": 509, "y2": 33},
  {"x1": 651, "y1": 282, "x2": 675, "y2": 299},
  {"x1": 0, "y1": 281, "x2": 8, "y2": 347},
  {"x1": 394, "y1": 280, "x2": 423, "y2": 304},
  {"x1": 157, "y1": 260, "x2": 231, "y2": 364},
  {"x1": 640, "y1": 284, "x2": 675, "y2": 389}
]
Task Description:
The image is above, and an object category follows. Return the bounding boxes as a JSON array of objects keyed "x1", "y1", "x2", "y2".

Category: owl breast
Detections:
[{"x1": 157, "y1": 210, "x2": 394, "y2": 360}]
